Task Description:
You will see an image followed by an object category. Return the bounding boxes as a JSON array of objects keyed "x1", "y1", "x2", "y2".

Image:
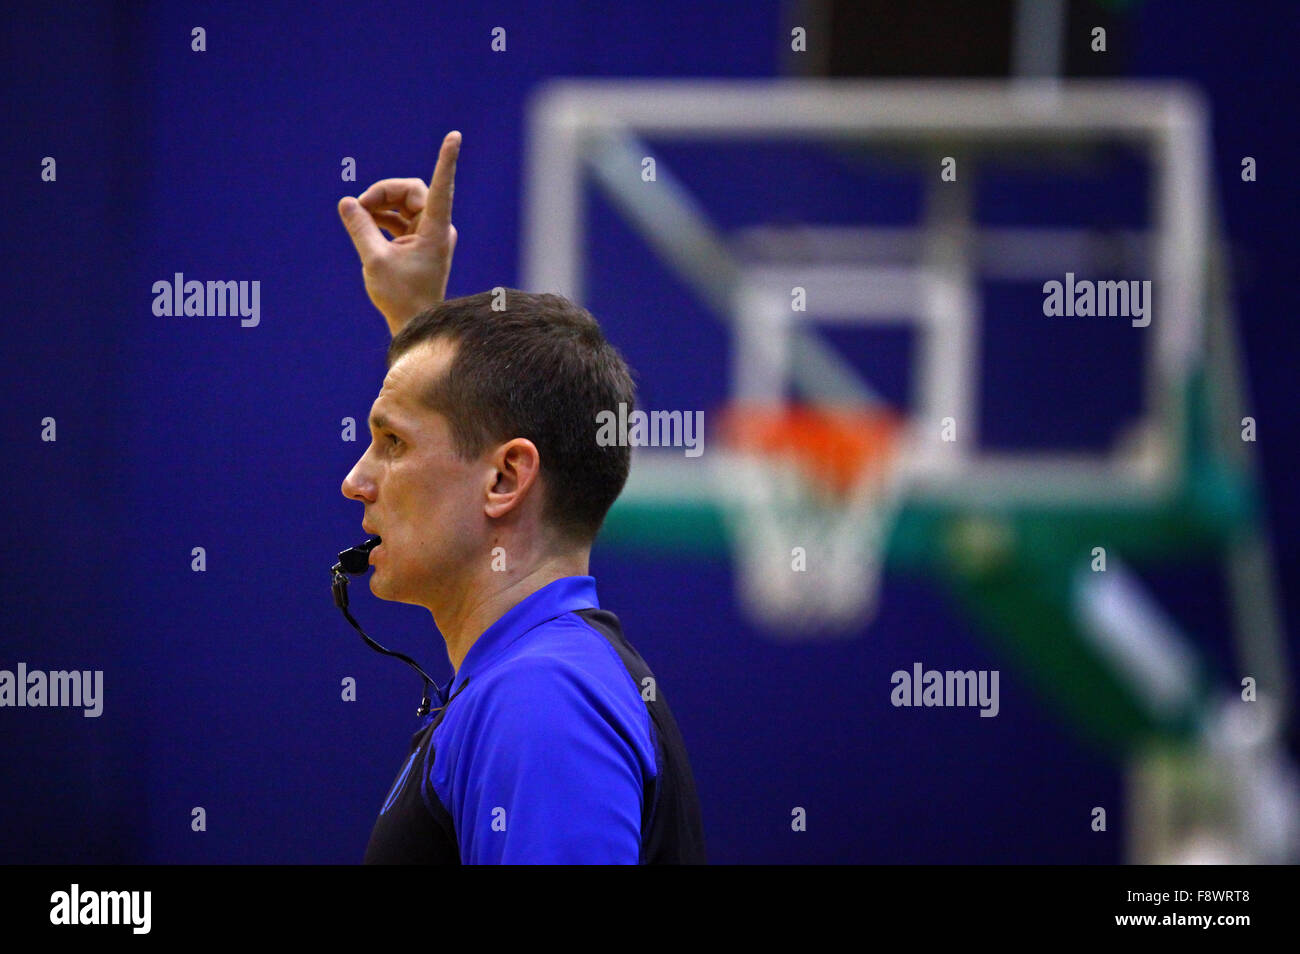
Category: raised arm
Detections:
[{"x1": 338, "y1": 130, "x2": 462, "y2": 337}]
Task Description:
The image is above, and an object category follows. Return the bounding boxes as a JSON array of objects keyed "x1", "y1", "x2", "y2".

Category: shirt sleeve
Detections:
[{"x1": 439, "y1": 656, "x2": 648, "y2": 864}]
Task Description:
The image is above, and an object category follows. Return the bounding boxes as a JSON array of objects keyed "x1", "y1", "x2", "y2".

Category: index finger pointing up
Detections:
[{"x1": 417, "y1": 130, "x2": 461, "y2": 239}]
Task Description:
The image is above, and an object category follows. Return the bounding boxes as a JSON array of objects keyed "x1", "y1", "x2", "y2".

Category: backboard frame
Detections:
[{"x1": 522, "y1": 79, "x2": 1212, "y2": 509}]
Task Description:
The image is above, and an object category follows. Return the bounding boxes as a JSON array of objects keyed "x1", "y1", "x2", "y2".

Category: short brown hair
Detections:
[{"x1": 388, "y1": 290, "x2": 637, "y2": 543}]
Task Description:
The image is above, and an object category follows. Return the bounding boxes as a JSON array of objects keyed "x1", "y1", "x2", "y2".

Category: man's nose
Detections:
[{"x1": 341, "y1": 456, "x2": 375, "y2": 502}]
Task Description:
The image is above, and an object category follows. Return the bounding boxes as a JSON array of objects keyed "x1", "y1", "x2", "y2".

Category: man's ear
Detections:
[{"x1": 484, "y1": 438, "x2": 541, "y2": 520}]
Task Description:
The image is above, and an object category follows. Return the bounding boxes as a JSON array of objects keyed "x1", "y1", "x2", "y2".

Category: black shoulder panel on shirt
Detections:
[
  {"x1": 576, "y1": 607, "x2": 707, "y2": 865},
  {"x1": 363, "y1": 705, "x2": 462, "y2": 865}
]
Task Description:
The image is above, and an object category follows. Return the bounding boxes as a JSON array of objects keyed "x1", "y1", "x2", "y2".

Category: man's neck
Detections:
[{"x1": 431, "y1": 550, "x2": 590, "y2": 675}]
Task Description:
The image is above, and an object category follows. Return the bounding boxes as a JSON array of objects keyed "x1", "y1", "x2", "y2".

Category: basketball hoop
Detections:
[{"x1": 715, "y1": 404, "x2": 910, "y2": 635}]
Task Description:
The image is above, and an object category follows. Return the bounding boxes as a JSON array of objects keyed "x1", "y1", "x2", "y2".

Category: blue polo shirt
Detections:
[{"x1": 362, "y1": 576, "x2": 706, "y2": 864}]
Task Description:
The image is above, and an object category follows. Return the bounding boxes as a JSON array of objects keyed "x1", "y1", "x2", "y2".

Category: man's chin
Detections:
[{"x1": 368, "y1": 573, "x2": 414, "y2": 605}]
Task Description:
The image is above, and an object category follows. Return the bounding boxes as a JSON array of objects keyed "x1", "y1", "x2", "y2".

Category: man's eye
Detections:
[{"x1": 387, "y1": 433, "x2": 401, "y2": 447}]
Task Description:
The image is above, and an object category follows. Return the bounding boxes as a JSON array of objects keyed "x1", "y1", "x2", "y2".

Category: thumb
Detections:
[{"x1": 337, "y1": 196, "x2": 385, "y2": 263}]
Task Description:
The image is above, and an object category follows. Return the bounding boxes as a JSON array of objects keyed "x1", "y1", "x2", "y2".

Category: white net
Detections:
[{"x1": 718, "y1": 439, "x2": 909, "y2": 637}]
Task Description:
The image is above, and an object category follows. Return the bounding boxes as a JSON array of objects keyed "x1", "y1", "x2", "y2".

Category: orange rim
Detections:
[{"x1": 716, "y1": 403, "x2": 903, "y2": 497}]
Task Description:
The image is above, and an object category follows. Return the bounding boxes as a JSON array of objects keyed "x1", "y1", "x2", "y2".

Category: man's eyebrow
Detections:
[{"x1": 368, "y1": 411, "x2": 394, "y2": 432}]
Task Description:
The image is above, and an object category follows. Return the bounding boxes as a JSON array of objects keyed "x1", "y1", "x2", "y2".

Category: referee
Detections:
[{"x1": 337, "y1": 132, "x2": 706, "y2": 864}]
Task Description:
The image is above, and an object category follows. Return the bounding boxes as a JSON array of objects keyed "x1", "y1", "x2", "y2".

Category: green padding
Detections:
[
  {"x1": 939, "y1": 549, "x2": 1207, "y2": 755},
  {"x1": 602, "y1": 479, "x2": 1251, "y2": 570}
]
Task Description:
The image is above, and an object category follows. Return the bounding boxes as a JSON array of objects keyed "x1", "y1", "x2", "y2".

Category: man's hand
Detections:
[{"x1": 338, "y1": 130, "x2": 462, "y2": 337}]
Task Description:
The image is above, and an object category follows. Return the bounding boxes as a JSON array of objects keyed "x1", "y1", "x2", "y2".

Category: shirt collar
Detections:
[{"x1": 448, "y1": 576, "x2": 599, "y2": 695}]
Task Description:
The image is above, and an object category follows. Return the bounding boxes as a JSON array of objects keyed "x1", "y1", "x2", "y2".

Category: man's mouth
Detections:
[{"x1": 361, "y1": 528, "x2": 382, "y2": 563}]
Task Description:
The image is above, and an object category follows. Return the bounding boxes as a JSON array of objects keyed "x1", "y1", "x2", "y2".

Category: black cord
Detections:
[
  {"x1": 433, "y1": 679, "x2": 471, "y2": 714},
  {"x1": 332, "y1": 564, "x2": 440, "y2": 717}
]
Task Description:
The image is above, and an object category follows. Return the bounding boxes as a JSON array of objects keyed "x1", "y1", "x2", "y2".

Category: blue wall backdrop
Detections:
[{"x1": 2, "y1": 1, "x2": 1296, "y2": 863}]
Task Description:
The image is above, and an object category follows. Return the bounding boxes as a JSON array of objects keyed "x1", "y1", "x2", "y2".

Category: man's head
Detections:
[{"x1": 340, "y1": 290, "x2": 636, "y2": 607}]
